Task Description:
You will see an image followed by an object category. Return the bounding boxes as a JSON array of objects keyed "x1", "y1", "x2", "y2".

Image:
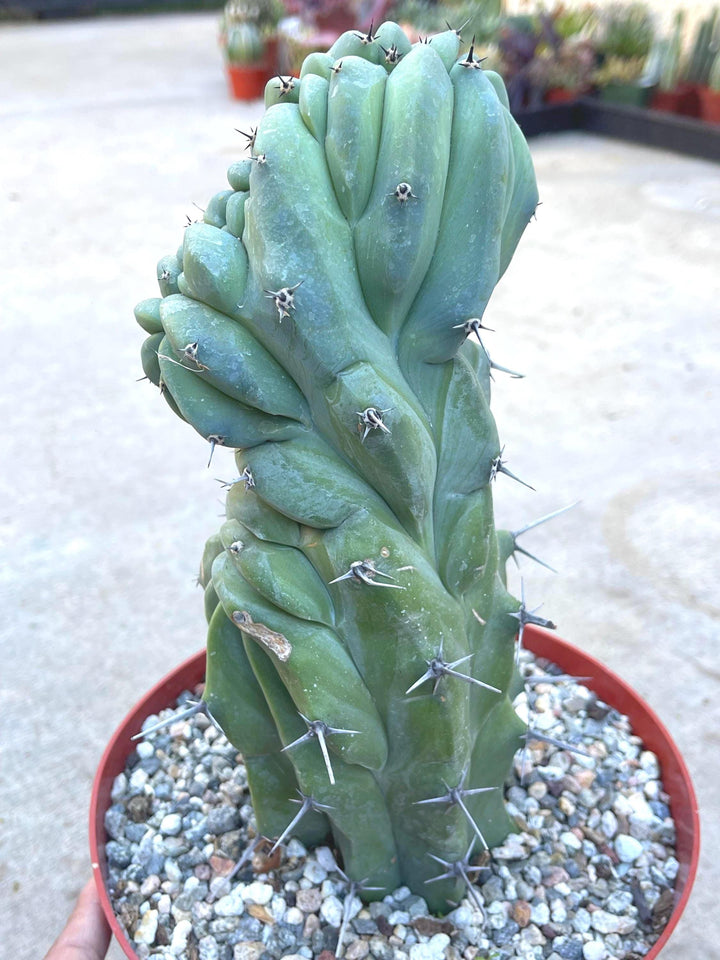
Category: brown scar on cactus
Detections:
[
  {"x1": 264, "y1": 280, "x2": 303, "y2": 321},
  {"x1": 357, "y1": 406, "x2": 391, "y2": 441},
  {"x1": 282, "y1": 712, "x2": 360, "y2": 785},
  {"x1": 415, "y1": 764, "x2": 498, "y2": 850},
  {"x1": 405, "y1": 637, "x2": 501, "y2": 696},
  {"x1": 329, "y1": 559, "x2": 405, "y2": 589},
  {"x1": 232, "y1": 610, "x2": 292, "y2": 661}
]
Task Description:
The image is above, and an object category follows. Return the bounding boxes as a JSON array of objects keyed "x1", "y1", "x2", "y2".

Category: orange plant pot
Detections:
[
  {"x1": 90, "y1": 626, "x2": 699, "y2": 959},
  {"x1": 698, "y1": 86, "x2": 720, "y2": 124}
]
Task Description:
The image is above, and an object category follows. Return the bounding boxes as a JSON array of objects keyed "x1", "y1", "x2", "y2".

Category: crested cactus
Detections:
[{"x1": 135, "y1": 21, "x2": 547, "y2": 913}]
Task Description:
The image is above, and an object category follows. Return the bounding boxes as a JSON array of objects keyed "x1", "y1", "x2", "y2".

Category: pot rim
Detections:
[{"x1": 90, "y1": 626, "x2": 700, "y2": 958}]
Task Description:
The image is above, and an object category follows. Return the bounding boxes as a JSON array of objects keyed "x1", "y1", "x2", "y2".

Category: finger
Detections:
[{"x1": 44, "y1": 877, "x2": 111, "y2": 960}]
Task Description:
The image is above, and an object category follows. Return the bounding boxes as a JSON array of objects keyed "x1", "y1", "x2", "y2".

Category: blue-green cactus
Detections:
[{"x1": 136, "y1": 22, "x2": 547, "y2": 912}]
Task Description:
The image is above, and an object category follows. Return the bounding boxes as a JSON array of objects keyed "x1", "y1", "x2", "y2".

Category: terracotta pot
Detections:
[
  {"x1": 651, "y1": 83, "x2": 700, "y2": 117},
  {"x1": 225, "y1": 38, "x2": 279, "y2": 101},
  {"x1": 545, "y1": 87, "x2": 580, "y2": 104},
  {"x1": 90, "y1": 627, "x2": 699, "y2": 958},
  {"x1": 698, "y1": 86, "x2": 720, "y2": 124},
  {"x1": 226, "y1": 62, "x2": 271, "y2": 101}
]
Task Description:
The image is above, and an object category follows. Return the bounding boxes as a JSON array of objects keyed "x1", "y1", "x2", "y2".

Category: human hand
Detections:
[{"x1": 44, "y1": 877, "x2": 111, "y2": 960}]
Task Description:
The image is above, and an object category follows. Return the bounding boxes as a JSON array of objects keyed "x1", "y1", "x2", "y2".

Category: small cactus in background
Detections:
[
  {"x1": 226, "y1": 22, "x2": 266, "y2": 65},
  {"x1": 136, "y1": 21, "x2": 552, "y2": 912}
]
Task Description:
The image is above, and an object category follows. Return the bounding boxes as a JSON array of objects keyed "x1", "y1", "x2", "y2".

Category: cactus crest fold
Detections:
[{"x1": 137, "y1": 24, "x2": 539, "y2": 913}]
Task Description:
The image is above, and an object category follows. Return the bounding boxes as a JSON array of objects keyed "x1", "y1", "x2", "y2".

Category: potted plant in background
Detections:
[
  {"x1": 94, "y1": 20, "x2": 699, "y2": 960},
  {"x1": 592, "y1": 0, "x2": 655, "y2": 107},
  {"x1": 699, "y1": 48, "x2": 720, "y2": 123},
  {"x1": 275, "y1": 0, "x2": 392, "y2": 76},
  {"x1": 684, "y1": 6, "x2": 719, "y2": 119},
  {"x1": 529, "y1": 37, "x2": 596, "y2": 104},
  {"x1": 649, "y1": 11, "x2": 699, "y2": 118},
  {"x1": 219, "y1": 0, "x2": 285, "y2": 99}
]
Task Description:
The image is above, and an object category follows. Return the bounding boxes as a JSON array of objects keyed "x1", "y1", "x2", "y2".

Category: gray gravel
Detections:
[{"x1": 106, "y1": 650, "x2": 678, "y2": 960}]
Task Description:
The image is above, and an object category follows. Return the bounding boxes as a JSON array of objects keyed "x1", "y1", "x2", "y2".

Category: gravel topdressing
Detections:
[{"x1": 105, "y1": 651, "x2": 678, "y2": 960}]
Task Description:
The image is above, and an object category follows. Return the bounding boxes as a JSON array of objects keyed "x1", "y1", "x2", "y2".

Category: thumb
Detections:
[{"x1": 44, "y1": 877, "x2": 112, "y2": 960}]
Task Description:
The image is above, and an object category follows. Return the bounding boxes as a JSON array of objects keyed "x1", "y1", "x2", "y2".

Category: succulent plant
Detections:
[
  {"x1": 594, "y1": 1, "x2": 655, "y2": 62},
  {"x1": 684, "y1": 6, "x2": 719, "y2": 86},
  {"x1": 135, "y1": 21, "x2": 548, "y2": 913},
  {"x1": 226, "y1": 22, "x2": 266, "y2": 65}
]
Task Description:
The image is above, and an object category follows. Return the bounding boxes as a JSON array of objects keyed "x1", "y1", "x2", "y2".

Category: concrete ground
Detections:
[{"x1": 0, "y1": 12, "x2": 718, "y2": 960}]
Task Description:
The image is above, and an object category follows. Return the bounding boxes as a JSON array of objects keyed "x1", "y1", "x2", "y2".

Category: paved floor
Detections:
[{"x1": 1, "y1": 13, "x2": 718, "y2": 960}]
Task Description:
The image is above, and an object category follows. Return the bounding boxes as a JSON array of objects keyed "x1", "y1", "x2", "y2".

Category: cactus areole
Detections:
[{"x1": 135, "y1": 22, "x2": 543, "y2": 913}]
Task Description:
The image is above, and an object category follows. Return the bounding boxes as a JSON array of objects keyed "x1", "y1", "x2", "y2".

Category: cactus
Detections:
[
  {"x1": 709, "y1": 48, "x2": 720, "y2": 92},
  {"x1": 136, "y1": 21, "x2": 546, "y2": 913},
  {"x1": 226, "y1": 22, "x2": 266, "y2": 66},
  {"x1": 684, "y1": 7, "x2": 718, "y2": 86}
]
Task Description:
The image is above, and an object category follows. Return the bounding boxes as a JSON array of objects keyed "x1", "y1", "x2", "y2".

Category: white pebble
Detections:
[
  {"x1": 590, "y1": 909, "x2": 635, "y2": 935},
  {"x1": 303, "y1": 860, "x2": 328, "y2": 884},
  {"x1": 600, "y1": 810, "x2": 618, "y2": 839},
  {"x1": 551, "y1": 900, "x2": 567, "y2": 923},
  {"x1": 170, "y1": 919, "x2": 192, "y2": 955},
  {"x1": 409, "y1": 935, "x2": 450, "y2": 960},
  {"x1": 640, "y1": 750, "x2": 660, "y2": 777},
  {"x1": 136, "y1": 741, "x2": 155, "y2": 759},
  {"x1": 320, "y1": 895, "x2": 344, "y2": 927},
  {"x1": 111, "y1": 773, "x2": 128, "y2": 801},
  {"x1": 561, "y1": 831, "x2": 582, "y2": 851},
  {"x1": 315, "y1": 846, "x2": 338, "y2": 872},
  {"x1": 285, "y1": 907, "x2": 304, "y2": 925},
  {"x1": 160, "y1": 814, "x2": 182, "y2": 836},
  {"x1": 530, "y1": 902, "x2": 550, "y2": 925},
  {"x1": 129, "y1": 768, "x2": 149, "y2": 791},
  {"x1": 157, "y1": 894, "x2": 171, "y2": 916},
  {"x1": 242, "y1": 881, "x2": 273, "y2": 905},
  {"x1": 215, "y1": 888, "x2": 246, "y2": 917},
  {"x1": 286, "y1": 838, "x2": 307, "y2": 859},
  {"x1": 133, "y1": 909, "x2": 158, "y2": 945},
  {"x1": 582, "y1": 942, "x2": 607, "y2": 960},
  {"x1": 614, "y1": 834, "x2": 643, "y2": 863},
  {"x1": 663, "y1": 856, "x2": 679, "y2": 880}
]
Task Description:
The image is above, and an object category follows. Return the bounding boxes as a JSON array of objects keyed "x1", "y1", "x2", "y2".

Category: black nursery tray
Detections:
[{"x1": 515, "y1": 98, "x2": 720, "y2": 164}]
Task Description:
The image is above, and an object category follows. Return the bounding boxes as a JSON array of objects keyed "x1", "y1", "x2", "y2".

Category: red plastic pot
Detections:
[
  {"x1": 226, "y1": 63, "x2": 271, "y2": 101},
  {"x1": 90, "y1": 627, "x2": 699, "y2": 958},
  {"x1": 698, "y1": 86, "x2": 720, "y2": 124},
  {"x1": 545, "y1": 88, "x2": 581, "y2": 104},
  {"x1": 651, "y1": 83, "x2": 700, "y2": 117}
]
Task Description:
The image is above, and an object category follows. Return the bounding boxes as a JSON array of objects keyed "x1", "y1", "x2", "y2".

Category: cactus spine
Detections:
[{"x1": 136, "y1": 21, "x2": 542, "y2": 912}]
